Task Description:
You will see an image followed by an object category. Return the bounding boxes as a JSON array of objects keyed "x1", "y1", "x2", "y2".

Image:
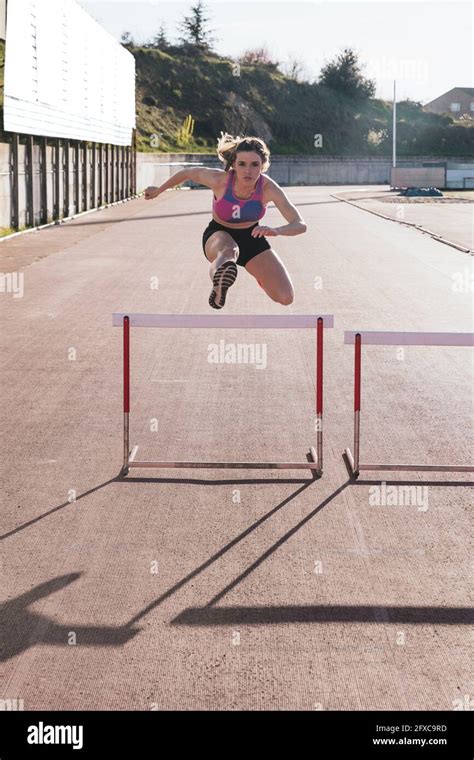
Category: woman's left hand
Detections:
[{"x1": 251, "y1": 226, "x2": 279, "y2": 237}]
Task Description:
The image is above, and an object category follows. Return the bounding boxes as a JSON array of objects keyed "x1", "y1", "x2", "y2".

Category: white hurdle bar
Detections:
[
  {"x1": 113, "y1": 313, "x2": 334, "y2": 477},
  {"x1": 343, "y1": 330, "x2": 474, "y2": 478}
]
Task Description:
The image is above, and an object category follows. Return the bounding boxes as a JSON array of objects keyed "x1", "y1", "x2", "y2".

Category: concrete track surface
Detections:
[{"x1": 1, "y1": 185, "x2": 472, "y2": 711}]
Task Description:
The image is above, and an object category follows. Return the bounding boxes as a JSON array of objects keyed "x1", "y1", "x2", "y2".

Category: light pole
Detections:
[{"x1": 392, "y1": 79, "x2": 397, "y2": 168}]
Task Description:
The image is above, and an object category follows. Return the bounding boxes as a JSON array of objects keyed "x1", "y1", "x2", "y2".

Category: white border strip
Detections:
[
  {"x1": 331, "y1": 192, "x2": 472, "y2": 255},
  {"x1": 344, "y1": 331, "x2": 474, "y2": 346},
  {"x1": 113, "y1": 313, "x2": 335, "y2": 328}
]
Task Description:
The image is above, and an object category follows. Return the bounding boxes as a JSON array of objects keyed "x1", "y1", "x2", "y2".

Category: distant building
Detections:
[{"x1": 423, "y1": 87, "x2": 474, "y2": 118}]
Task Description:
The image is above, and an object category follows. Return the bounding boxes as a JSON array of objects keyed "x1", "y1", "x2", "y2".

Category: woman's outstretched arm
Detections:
[{"x1": 144, "y1": 167, "x2": 223, "y2": 200}]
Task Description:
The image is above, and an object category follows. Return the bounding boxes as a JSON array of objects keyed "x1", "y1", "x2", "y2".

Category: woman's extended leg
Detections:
[
  {"x1": 245, "y1": 248, "x2": 294, "y2": 305},
  {"x1": 204, "y1": 230, "x2": 240, "y2": 309}
]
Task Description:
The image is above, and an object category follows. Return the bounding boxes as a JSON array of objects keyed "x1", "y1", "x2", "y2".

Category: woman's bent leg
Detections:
[{"x1": 245, "y1": 249, "x2": 294, "y2": 305}]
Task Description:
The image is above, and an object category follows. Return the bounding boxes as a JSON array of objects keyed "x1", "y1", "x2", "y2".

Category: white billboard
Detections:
[
  {"x1": 3, "y1": 0, "x2": 136, "y2": 145},
  {"x1": 0, "y1": 0, "x2": 5, "y2": 39}
]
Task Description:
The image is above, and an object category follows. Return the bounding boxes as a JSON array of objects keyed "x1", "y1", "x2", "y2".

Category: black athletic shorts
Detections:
[{"x1": 202, "y1": 219, "x2": 271, "y2": 267}]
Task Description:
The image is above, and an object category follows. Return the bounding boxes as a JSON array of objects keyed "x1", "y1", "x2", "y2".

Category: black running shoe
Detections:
[{"x1": 209, "y1": 260, "x2": 238, "y2": 309}]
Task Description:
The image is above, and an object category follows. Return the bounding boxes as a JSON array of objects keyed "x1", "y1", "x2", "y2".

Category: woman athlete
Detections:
[{"x1": 144, "y1": 133, "x2": 307, "y2": 309}]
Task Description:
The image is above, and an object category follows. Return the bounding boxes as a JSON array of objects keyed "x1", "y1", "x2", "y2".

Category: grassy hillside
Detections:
[
  {"x1": 133, "y1": 45, "x2": 474, "y2": 157},
  {"x1": 0, "y1": 38, "x2": 471, "y2": 157}
]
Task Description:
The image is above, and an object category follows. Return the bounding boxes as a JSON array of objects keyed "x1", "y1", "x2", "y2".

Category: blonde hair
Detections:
[{"x1": 216, "y1": 132, "x2": 271, "y2": 172}]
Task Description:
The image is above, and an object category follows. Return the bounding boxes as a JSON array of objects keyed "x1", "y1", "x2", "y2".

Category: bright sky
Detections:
[{"x1": 78, "y1": 0, "x2": 473, "y2": 103}]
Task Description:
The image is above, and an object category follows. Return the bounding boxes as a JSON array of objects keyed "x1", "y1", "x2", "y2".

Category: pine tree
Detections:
[
  {"x1": 318, "y1": 48, "x2": 375, "y2": 100},
  {"x1": 153, "y1": 24, "x2": 169, "y2": 49},
  {"x1": 120, "y1": 31, "x2": 134, "y2": 47},
  {"x1": 177, "y1": 1, "x2": 216, "y2": 52}
]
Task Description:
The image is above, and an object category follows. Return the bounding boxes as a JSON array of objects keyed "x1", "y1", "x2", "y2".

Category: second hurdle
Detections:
[{"x1": 343, "y1": 330, "x2": 474, "y2": 478}]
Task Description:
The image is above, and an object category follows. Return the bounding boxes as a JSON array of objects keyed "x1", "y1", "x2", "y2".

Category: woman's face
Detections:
[{"x1": 232, "y1": 151, "x2": 263, "y2": 185}]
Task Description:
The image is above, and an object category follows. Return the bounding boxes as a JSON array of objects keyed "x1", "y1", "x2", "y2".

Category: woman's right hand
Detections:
[{"x1": 144, "y1": 186, "x2": 161, "y2": 200}]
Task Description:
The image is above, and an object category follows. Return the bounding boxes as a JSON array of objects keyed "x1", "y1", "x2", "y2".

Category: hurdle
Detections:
[
  {"x1": 343, "y1": 330, "x2": 474, "y2": 478},
  {"x1": 113, "y1": 313, "x2": 334, "y2": 477}
]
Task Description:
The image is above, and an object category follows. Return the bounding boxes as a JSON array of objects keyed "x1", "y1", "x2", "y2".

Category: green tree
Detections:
[
  {"x1": 177, "y1": 1, "x2": 216, "y2": 52},
  {"x1": 120, "y1": 31, "x2": 134, "y2": 47},
  {"x1": 318, "y1": 48, "x2": 375, "y2": 100},
  {"x1": 152, "y1": 23, "x2": 170, "y2": 49}
]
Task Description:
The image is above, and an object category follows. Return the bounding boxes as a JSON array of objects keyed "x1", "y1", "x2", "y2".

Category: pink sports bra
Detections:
[{"x1": 212, "y1": 170, "x2": 266, "y2": 224}]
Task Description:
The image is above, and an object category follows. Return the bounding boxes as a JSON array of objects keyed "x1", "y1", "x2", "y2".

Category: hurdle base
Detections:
[
  {"x1": 121, "y1": 446, "x2": 321, "y2": 477},
  {"x1": 309, "y1": 446, "x2": 321, "y2": 479},
  {"x1": 344, "y1": 447, "x2": 359, "y2": 478},
  {"x1": 343, "y1": 448, "x2": 473, "y2": 479}
]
